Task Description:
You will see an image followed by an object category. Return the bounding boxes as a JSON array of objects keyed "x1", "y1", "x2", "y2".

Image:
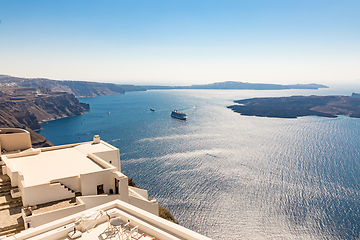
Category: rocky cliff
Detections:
[
  {"x1": 0, "y1": 87, "x2": 90, "y2": 147},
  {"x1": 0, "y1": 75, "x2": 146, "y2": 97},
  {"x1": 0, "y1": 74, "x2": 146, "y2": 148}
]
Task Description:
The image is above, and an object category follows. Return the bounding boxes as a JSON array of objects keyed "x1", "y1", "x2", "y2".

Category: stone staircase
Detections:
[
  {"x1": 0, "y1": 180, "x2": 12, "y2": 196},
  {"x1": 0, "y1": 223, "x2": 25, "y2": 237},
  {"x1": 60, "y1": 183, "x2": 75, "y2": 194},
  {"x1": 50, "y1": 181, "x2": 76, "y2": 196},
  {"x1": 0, "y1": 167, "x2": 25, "y2": 237}
]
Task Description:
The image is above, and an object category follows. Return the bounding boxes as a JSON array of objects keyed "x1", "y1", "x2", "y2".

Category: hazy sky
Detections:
[{"x1": 1, "y1": 0, "x2": 359, "y2": 86}]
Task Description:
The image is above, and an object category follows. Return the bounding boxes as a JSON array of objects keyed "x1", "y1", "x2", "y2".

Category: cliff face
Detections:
[
  {"x1": 0, "y1": 75, "x2": 146, "y2": 97},
  {"x1": 0, "y1": 87, "x2": 90, "y2": 147},
  {"x1": 0, "y1": 74, "x2": 145, "y2": 148},
  {"x1": 23, "y1": 92, "x2": 90, "y2": 126}
]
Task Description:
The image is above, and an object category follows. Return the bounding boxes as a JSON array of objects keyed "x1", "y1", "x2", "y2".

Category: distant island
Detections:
[
  {"x1": 144, "y1": 81, "x2": 328, "y2": 90},
  {"x1": 1, "y1": 75, "x2": 328, "y2": 93},
  {"x1": 228, "y1": 93, "x2": 360, "y2": 119}
]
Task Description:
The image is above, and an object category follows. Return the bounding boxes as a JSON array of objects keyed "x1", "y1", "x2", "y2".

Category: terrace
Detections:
[
  {"x1": 1, "y1": 136, "x2": 125, "y2": 207},
  {"x1": 7, "y1": 199, "x2": 211, "y2": 240},
  {"x1": 0, "y1": 129, "x2": 209, "y2": 239}
]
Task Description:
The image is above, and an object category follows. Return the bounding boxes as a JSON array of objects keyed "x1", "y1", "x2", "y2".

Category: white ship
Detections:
[{"x1": 171, "y1": 110, "x2": 187, "y2": 120}]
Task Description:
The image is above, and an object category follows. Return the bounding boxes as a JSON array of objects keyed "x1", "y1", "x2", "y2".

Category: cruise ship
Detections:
[{"x1": 171, "y1": 110, "x2": 187, "y2": 120}]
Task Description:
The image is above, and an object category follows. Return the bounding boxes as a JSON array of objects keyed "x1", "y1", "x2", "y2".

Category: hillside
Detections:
[
  {"x1": 0, "y1": 87, "x2": 90, "y2": 147},
  {"x1": 0, "y1": 75, "x2": 146, "y2": 97},
  {"x1": 0, "y1": 74, "x2": 145, "y2": 147}
]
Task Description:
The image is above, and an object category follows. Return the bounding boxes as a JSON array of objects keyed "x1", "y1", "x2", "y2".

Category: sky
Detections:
[{"x1": 0, "y1": 0, "x2": 359, "y2": 86}]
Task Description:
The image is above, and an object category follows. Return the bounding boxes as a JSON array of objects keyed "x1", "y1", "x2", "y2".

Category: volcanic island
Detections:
[{"x1": 228, "y1": 94, "x2": 360, "y2": 119}]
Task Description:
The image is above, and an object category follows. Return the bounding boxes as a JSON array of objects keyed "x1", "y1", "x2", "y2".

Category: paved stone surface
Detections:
[
  {"x1": 0, "y1": 205, "x2": 23, "y2": 227},
  {"x1": 32, "y1": 198, "x2": 76, "y2": 215},
  {"x1": 0, "y1": 174, "x2": 10, "y2": 183},
  {"x1": 0, "y1": 173, "x2": 23, "y2": 237}
]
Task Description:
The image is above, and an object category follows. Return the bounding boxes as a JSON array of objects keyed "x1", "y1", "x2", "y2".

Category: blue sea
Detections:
[{"x1": 38, "y1": 88, "x2": 360, "y2": 240}]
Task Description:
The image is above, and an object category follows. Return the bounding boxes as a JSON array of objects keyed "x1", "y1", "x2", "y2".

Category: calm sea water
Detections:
[{"x1": 38, "y1": 88, "x2": 360, "y2": 240}]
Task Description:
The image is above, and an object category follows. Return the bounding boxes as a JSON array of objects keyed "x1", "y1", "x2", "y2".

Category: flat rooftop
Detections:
[
  {"x1": 11, "y1": 199, "x2": 211, "y2": 240},
  {"x1": 7, "y1": 142, "x2": 115, "y2": 186}
]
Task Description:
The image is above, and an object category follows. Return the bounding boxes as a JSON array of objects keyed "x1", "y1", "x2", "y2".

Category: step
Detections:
[
  {"x1": 0, "y1": 224, "x2": 25, "y2": 237},
  {"x1": 0, "y1": 177, "x2": 11, "y2": 184},
  {"x1": 0, "y1": 222, "x2": 25, "y2": 232},
  {"x1": 0, "y1": 181, "x2": 11, "y2": 187},
  {"x1": 75, "y1": 192, "x2": 82, "y2": 197},
  {"x1": 0, "y1": 197, "x2": 22, "y2": 207},
  {"x1": 60, "y1": 184, "x2": 75, "y2": 193},
  {"x1": 0, "y1": 186, "x2": 13, "y2": 193},
  {"x1": 0, "y1": 189, "x2": 12, "y2": 195},
  {"x1": 0, "y1": 192, "x2": 11, "y2": 198},
  {"x1": 0, "y1": 201, "x2": 23, "y2": 211},
  {"x1": 0, "y1": 178, "x2": 10, "y2": 184}
]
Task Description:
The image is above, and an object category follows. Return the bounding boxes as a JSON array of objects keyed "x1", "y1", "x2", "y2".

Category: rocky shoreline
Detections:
[
  {"x1": 228, "y1": 94, "x2": 360, "y2": 119},
  {"x1": 0, "y1": 86, "x2": 89, "y2": 147},
  {"x1": 0, "y1": 74, "x2": 148, "y2": 148}
]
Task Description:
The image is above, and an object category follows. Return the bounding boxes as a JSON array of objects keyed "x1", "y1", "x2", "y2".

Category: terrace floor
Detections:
[
  {"x1": 60, "y1": 221, "x2": 155, "y2": 240},
  {"x1": 31, "y1": 197, "x2": 77, "y2": 215}
]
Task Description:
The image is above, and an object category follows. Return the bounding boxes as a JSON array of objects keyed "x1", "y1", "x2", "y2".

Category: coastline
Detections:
[
  {"x1": 31, "y1": 89, "x2": 360, "y2": 239},
  {"x1": 228, "y1": 95, "x2": 360, "y2": 119}
]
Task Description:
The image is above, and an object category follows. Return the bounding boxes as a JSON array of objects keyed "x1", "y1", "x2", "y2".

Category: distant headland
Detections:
[
  {"x1": 0, "y1": 74, "x2": 146, "y2": 97},
  {"x1": 143, "y1": 81, "x2": 328, "y2": 90},
  {"x1": 1, "y1": 75, "x2": 328, "y2": 93},
  {"x1": 228, "y1": 93, "x2": 360, "y2": 119}
]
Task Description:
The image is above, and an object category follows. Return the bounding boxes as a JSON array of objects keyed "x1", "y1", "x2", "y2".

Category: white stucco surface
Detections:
[
  {"x1": 8, "y1": 145, "x2": 108, "y2": 186},
  {"x1": 74, "y1": 141, "x2": 116, "y2": 155}
]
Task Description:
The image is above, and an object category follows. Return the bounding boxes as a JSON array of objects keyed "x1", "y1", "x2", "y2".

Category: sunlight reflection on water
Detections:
[{"x1": 39, "y1": 89, "x2": 360, "y2": 239}]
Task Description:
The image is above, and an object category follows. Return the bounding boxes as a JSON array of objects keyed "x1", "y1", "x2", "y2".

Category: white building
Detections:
[{"x1": 0, "y1": 128, "x2": 211, "y2": 240}]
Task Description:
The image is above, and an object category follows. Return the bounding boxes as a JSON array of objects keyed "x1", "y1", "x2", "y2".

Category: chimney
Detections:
[{"x1": 93, "y1": 135, "x2": 100, "y2": 144}]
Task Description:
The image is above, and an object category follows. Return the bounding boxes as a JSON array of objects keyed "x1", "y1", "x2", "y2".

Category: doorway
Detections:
[
  {"x1": 115, "y1": 179, "x2": 119, "y2": 194},
  {"x1": 97, "y1": 184, "x2": 104, "y2": 195}
]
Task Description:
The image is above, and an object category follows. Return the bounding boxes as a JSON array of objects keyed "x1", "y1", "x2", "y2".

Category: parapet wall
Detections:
[{"x1": 0, "y1": 128, "x2": 32, "y2": 152}]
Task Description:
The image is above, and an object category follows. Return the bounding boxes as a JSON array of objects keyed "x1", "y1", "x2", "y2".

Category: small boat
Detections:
[
  {"x1": 107, "y1": 112, "x2": 110, "y2": 115},
  {"x1": 150, "y1": 108, "x2": 155, "y2": 111},
  {"x1": 171, "y1": 110, "x2": 187, "y2": 120}
]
